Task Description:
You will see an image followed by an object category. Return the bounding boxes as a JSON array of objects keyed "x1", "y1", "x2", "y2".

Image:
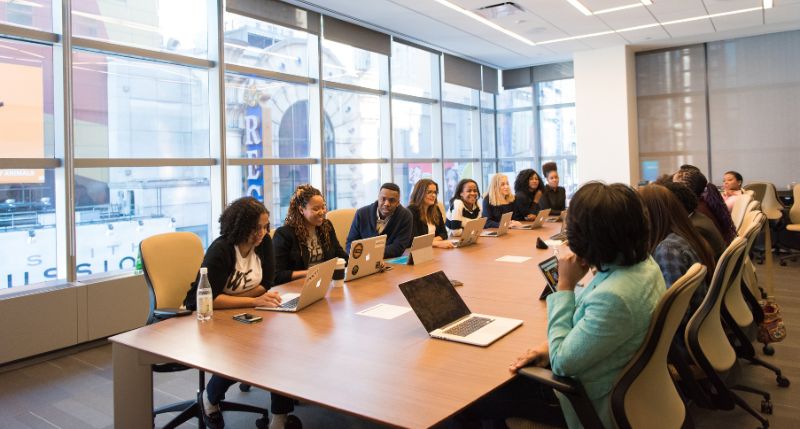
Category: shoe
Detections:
[
  {"x1": 284, "y1": 415, "x2": 302, "y2": 429},
  {"x1": 203, "y1": 409, "x2": 225, "y2": 429},
  {"x1": 255, "y1": 416, "x2": 268, "y2": 429}
]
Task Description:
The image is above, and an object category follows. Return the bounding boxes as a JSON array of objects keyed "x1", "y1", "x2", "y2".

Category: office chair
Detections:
[
  {"x1": 730, "y1": 193, "x2": 753, "y2": 234},
  {"x1": 684, "y1": 237, "x2": 772, "y2": 429},
  {"x1": 777, "y1": 183, "x2": 800, "y2": 266},
  {"x1": 326, "y1": 208, "x2": 356, "y2": 249},
  {"x1": 518, "y1": 264, "x2": 707, "y2": 429},
  {"x1": 141, "y1": 232, "x2": 268, "y2": 428},
  {"x1": 722, "y1": 213, "x2": 789, "y2": 386}
]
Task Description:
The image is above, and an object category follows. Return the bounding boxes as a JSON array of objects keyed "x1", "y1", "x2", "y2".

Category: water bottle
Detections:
[{"x1": 196, "y1": 267, "x2": 213, "y2": 321}]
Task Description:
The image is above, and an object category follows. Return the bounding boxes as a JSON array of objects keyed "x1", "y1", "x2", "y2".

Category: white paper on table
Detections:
[
  {"x1": 356, "y1": 303, "x2": 412, "y2": 319},
  {"x1": 495, "y1": 255, "x2": 532, "y2": 263},
  {"x1": 544, "y1": 240, "x2": 565, "y2": 247}
]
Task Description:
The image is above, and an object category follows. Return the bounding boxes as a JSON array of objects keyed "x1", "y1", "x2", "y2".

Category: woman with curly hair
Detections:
[
  {"x1": 273, "y1": 184, "x2": 347, "y2": 285},
  {"x1": 408, "y1": 178, "x2": 454, "y2": 249},
  {"x1": 512, "y1": 168, "x2": 544, "y2": 221},
  {"x1": 182, "y1": 197, "x2": 299, "y2": 429}
]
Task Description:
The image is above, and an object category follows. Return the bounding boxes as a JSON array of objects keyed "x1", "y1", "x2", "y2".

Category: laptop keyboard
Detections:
[
  {"x1": 278, "y1": 297, "x2": 299, "y2": 309},
  {"x1": 444, "y1": 316, "x2": 493, "y2": 337}
]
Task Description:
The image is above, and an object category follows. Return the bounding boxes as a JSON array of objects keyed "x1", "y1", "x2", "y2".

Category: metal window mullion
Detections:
[
  {"x1": 391, "y1": 92, "x2": 438, "y2": 105},
  {"x1": 532, "y1": 82, "x2": 542, "y2": 170},
  {"x1": 317, "y1": 15, "x2": 327, "y2": 198},
  {"x1": 538, "y1": 102, "x2": 575, "y2": 110},
  {"x1": 437, "y1": 53, "x2": 445, "y2": 189},
  {"x1": 225, "y1": 63, "x2": 317, "y2": 85},
  {"x1": 387, "y1": 48, "x2": 395, "y2": 185},
  {"x1": 327, "y1": 158, "x2": 389, "y2": 165},
  {"x1": 0, "y1": 159, "x2": 62, "y2": 168},
  {"x1": 213, "y1": 0, "x2": 226, "y2": 234},
  {"x1": 59, "y1": 0, "x2": 76, "y2": 282},
  {"x1": 228, "y1": 158, "x2": 320, "y2": 166},
  {"x1": 0, "y1": 22, "x2": 59, "y2": 44},
  {"x1": 322, "y1": 80, "x2": 386, "y2": 96},
  {"x1": 73, "y1": 158, "x2": 217, "y2": 168},
  {"x1": 71, "y1": 37, "x2": 214, "y2": 69}
]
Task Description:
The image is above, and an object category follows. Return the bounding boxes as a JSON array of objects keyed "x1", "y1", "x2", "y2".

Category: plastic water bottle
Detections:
[{"x1": 196, "y1": 267, "x2": 213, "y2": 321}]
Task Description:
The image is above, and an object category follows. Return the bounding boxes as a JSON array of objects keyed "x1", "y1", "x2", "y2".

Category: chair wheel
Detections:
[
  {"x1": 239, "y1": 383, "x2": 251, "y2": 392},
  {"x1": 761, "y1": 399, "x2": 773, "y2": 414},
  {"x1": 763, "y1": 345, "x2": 775, "y2": 355},
  {"x1": 777, "y1": 376, "x2": 790, "y2": 388}
]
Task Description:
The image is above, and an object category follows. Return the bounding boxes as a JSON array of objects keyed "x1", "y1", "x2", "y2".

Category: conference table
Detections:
[{"x1": 111, "y1": 220, "x2": 572, "y2": 428}]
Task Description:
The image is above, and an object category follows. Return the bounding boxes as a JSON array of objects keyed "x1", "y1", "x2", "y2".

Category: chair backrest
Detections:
[
  {"x1": 791, "y1": 183, "x2": 800, "y2": 224},
  {"x1": 743, "y1": 183, "x2": 766, "y2": 205},
  {"x1": 730, "y1": 193, "x2": 752, "y2": 233},
  {"x1": 140, "y1": 232, "x2": 204, "y2": 312},
  {"x1": 724, "y1": 212, "x2": 765, "y2": 328},
  {"x1": 612, "y1": 263, "x2": 706, "y2": 429},
  {"x1": 326, "y1": 208, "x2": 356, "y2": 249},
  {"x1": 686, "y1": 237, "x2": 747, "y2": 374},
  {"x1": 745, "y1": 182, "x2": 783, "y2": 220}
]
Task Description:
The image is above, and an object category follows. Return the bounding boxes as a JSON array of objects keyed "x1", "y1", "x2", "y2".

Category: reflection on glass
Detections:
[
  {"x1": 442, "y1": 82, "x2": 478, "y2": 105},
  {"x1": 227, "y1": 164, "x2": 321, "y2": 228},
  {"x1": 326, "y1": 164, "x2": 387, "y2": 210},
  {"x1": 72, "y1": 51, "x2": 210, "y2": 158},
  {"x1": 0, "y1": 169, "x2": 57, "y2": 288},
  {"x1": 442, "y1": 161, "x2": 478, "y2": 205},
  {"x1": 443, "y1": 107, "x2": 478, "y2": 158},
  {"x1": 223, "y1": 13, "x2": 318, "y2": 79},
  {"x1": 0, "y1": 0, "x2": 51, "y2": 31},
  {"x1": 71, "y1": 0, "x2": 209, "y2": 58},
  {"x1": 74, "y1": 167, "x2": 211, "y2": 279},
  {"x1": 392, "y1": 99, "x2": 433, "y2": 158},
  {"x1": 324, "y1": 89, "x2": 386, "y2": 158},
  {"x1": 537, "y1": 79, "x2": 575, "y2": 105},
  {"x1": 540, "y1": 106, "x2": 576, "y2": 157},
  {"x1": 481, "y1": 109, "x2": 496, "y2": 159},
  {"x1": 496, "y1": 110, "x2": 534, "y2": 158},
  {"x1": 322, "y1": 39, "x2": 386, "y2": 90},
  {"x1": 0, "y1": 39, "x2": 54, "y2": 158},
  {"x1": 497, "y1": 87, "x2": 532, "y2": 110},
  {"x1": 391, "y1": 43, "x2": 437, "y2": 98},
  {"x1": 393, "y1": 162, "x2": 438, "y2": 204}
]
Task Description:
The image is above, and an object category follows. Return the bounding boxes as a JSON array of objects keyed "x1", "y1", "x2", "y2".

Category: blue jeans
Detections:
[{"x1": 206, "y1": 374, "x2": 294, "y2": 415}]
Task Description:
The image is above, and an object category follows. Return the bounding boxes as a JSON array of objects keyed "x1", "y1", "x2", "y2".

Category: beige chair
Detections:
[
  {"x1": 140, "y1": 232, "x2": 268, "y2": 428},
  {"x1": 518, "y1": 264, "x2": 707, "y2": 429},
  {"x1": 731, "y1": 193, "x2": 753, "y2": 234},
  {"x1": 743, "y1": 182, "x2": 782, "y2": 294},
  {"x1": 778, "y1": 183, "x2": 800, "y2": 266},
  {"x1": 326, "y1": 208, "x2": 356, "y2": 249}
]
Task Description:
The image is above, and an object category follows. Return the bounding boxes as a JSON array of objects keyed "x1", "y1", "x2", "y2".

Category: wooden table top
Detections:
[{"x1": 111, "y1": 221, "x2": 569, "y2": 428}]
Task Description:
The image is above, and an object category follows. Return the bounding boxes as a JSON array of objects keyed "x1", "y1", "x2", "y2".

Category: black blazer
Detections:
[
  {"x1": 539, "y1": 186, "x2": 566, "y2": 215},
  {"x1": 272, "y1": 220, "x2": 348, "y2": 285},
  {"x1": 512, "y1": 190, "x2": 541, "y2": 221},
  {"x1": 407, "y1": 204, "x2": 448, "y2": 240}
]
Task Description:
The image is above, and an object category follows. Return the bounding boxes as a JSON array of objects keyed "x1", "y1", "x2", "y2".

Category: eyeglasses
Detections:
[{"x1": 426, "y1": 190, "x2": 439, "y2": 195}]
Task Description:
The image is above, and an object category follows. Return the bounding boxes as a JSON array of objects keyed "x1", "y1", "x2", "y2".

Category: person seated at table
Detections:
[
  {"x1": 273, "y1": 184, "x2": 347, "y2": 285},
  {"x1": 513, "y1": 168, "x2": 544, "y2": 221},
  {"x1": 459, "y1": 182, "x2": 665, "y2": 429},
  {"x1": 661, "y1": 180, "x2": 726, "y2": 261},
  {"x1": 482, "y1": 173, "x2": 522, "y2": 229},
  {"x1": 673, "y1": 165, "x2": 737, "y2": 243},
  {"x1": 538, "y1": 162, "x2": 567, "y2": 215},
  {"x1": 639, "y1": 184, "x2": 715, "y2": 307},
  {"x1": 346, "y1": 182, "x2": 413, "y2": 259},
  {"x1": 722, "y1": 170, "x2": 745, "y2": 212},
  {"x1": 446, "y1": 178, "x2": 482, "y2": 236},
  {"x1": 182, "y1": 197, "x2": 299, "y2": 429},
  {"x1": 408, "y1": 178, "x2": 454, "y2": 249}
]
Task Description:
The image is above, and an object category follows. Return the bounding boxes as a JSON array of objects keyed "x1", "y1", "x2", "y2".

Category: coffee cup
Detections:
[{"x1": 332, "y1": 258, "x2": 346, "y2": 287}]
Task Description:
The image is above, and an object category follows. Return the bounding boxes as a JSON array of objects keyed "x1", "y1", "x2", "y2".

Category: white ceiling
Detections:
[{"x1": 288, "y1": 0, "x2": 800, "y2": 69}]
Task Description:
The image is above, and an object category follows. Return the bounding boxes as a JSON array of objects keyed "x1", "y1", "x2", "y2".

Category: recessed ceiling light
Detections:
[
  {"x1": 431, "y1": 0, "x2": 536, "y2": 45},
  {"x1": 594, "y1": 3, "x2": 644, "y2": 15}
]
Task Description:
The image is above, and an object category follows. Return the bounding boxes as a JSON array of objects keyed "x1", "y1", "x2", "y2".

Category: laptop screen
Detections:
[{"x1": 399, "y1": 271, "x2": 471, "y2": 332}]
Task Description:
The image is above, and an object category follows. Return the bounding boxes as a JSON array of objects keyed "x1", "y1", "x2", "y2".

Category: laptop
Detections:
[
  {"x1": 386, "y1": 233, "x2": 434, "y2": 265},
  {"x1": 550, "y1": 216, "x2": 568, "y2": 241},
  {"x1": 480, "y1": 211, "x2": 512, "y2": 237},
  {"x1": 345, "y1": 234, "x2": 387, "y2": 282},
  {"x1": 510, "y1": 208, "x2": 551, "y2": 230},
  {"x1": 450, "y1": 217, "x2": 486, "y2": 248},
  {"x1": 257, "y1": 258, "x2": 337, "y2": 312},
  {"x1": 399, "y1": 271, "x2": 523, "y2": 347},
  {"x1": 547, "y1": 208, "x2": 567, "y2": 223}
]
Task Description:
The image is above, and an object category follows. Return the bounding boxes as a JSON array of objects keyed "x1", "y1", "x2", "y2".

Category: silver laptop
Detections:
[
  {"x1": 450, "y1": 217, "x2": 486, "y2": 248},
  {"x1": 550, "y1": 214, "x2": 568, "y2": 241},
  {"x1": 345, "y1": 234, "x2": 387, "y2": 282},
  {"x1": 480, "y1": 211, "x2": 512, "y2": 237},
  {"x1": 546, "y1": 208, "x2": 567, "y2": 223},
  {"x1": 399, "y1": 271, "x2": 523, "y2": 347},
  {"x1": 510, "y1": 208, "x2": 551, "y2": 230},
  {"x1": 257, "y1": 258, "x2": 336, "y2": 312}
]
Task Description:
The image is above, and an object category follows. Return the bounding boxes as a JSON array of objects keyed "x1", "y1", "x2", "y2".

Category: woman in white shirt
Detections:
[{"x1": 446, "y1": 179, "x2": 482, "y2": 236}]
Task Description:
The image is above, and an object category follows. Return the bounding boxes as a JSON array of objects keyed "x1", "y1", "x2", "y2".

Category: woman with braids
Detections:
[
  {"x1": 673, "y1": 165, "x2": 737, "y2": 243},
  {"x1": 273, "y1": 184, "x2": 347, "y2": 285},
  {"x1": 182, "y1": 197, "x2": 299, "y2": 429}
]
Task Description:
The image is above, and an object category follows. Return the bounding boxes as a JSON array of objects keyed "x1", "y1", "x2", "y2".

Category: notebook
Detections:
[
  {"x1": 386, "y1": 233, "x2": 434, "y2": 265},
  {"x1": 450, "y1": 217, "x2": 486, "y2": 248},
  {"x1": 399, "y1": 271, "x2": 523, "y2": 347},
  {"x1": 345, "y1": 234, "x2": 387, "y2": 282},
  {"x1": 480, "y1": 211, "x2": 512, "y2": 237},
  {"x1": 256, "y1": 258, "x2": 336, "y2": 313}
]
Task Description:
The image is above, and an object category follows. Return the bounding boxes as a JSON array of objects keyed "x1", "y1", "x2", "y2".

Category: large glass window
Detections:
[
  {"x1": 392, "y1": 99, "x2": 434, "y2": 158},
  {"x1": 322, "y1": 40, "x2": 386, "y2": 90},
  {"x1": 0, "y1": 0, "x2": 51, "y2": 31},
  {"x1": 71, "y1": 0, "x2": 209, "y2": 58},
  {"x1": 326, "y1": 163, "x2": 388, "y2": 210},
  {"x1": 223, "y1": 13, "x2": 318, "y2": 79},
  {"x1": 324, "y1": 89, "x2": 386, "y2": 159},
  {"x1": 73, "y1": 51, "x2": 210, "y2": 158},
  {"x1": 391, "y1": 43, "x2": 437, "y2": 99},
  {"x1": 537, "y1": 78, "x2": 577, "y2": 195}
]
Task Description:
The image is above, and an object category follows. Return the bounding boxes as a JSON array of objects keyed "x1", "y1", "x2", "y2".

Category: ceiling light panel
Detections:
[{"x1": 516, "y1": 0, "x2": 609, "y2": 34}]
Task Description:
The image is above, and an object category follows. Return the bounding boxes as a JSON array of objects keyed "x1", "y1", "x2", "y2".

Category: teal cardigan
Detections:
[{"x1": 546, "y1": 256, "x2": 665, "y2": 429}]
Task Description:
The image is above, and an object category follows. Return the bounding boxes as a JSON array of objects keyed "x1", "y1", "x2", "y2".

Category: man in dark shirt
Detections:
[{"x1": 346, "y1": 183, "x2": 413, "y2": 259}]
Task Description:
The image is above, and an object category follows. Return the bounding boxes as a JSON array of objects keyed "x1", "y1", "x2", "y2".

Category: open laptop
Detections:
[
  {"x1": 399, "y1": 271, "x2": 523, "y2": 347},
  {"x1": 386, "y1": 233, "x2": 434, "y2": 265},
  {"x1": 510, "y1": 208, "x2": 551, "y2": 230},
  {"x1": 547, "y1": 208, "x2": 567, "y2": 223},
  {"x1": 450, "y1": 217, "x2": 486, "y2": 248},
  {"x1": 550, "y1": 216, "x2": 568, "y2": 241},
  {"x1": 257, "y1": 258, "x2": 336, "y2": 312},
  {"x1": 480, "y1": 211, "x2": 512, "y2": 237},
  {"x1": 345, "y1": 234, "x2": 387, "y2": 282}
]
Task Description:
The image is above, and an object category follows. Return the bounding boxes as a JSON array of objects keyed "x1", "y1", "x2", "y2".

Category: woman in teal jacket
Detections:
[{"x1": 461, "y1": 182, "x2": 665, "y2": 428}]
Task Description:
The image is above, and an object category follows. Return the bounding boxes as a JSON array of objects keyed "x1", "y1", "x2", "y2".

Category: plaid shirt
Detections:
[{"x1": 654, "y1": 232, "x2": 701, "y2": 287}]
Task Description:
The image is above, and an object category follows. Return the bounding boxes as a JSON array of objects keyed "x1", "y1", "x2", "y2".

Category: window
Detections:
[
  {"x1": 326, "y1": 163, "x2": 388, "y2": 210},
  {"x1": 73, "y1": 51, "x2": 210, "y2": 158},
  {"x1": 0, "y1": 0, "x2": 51, "y2": 31},
  {"x1": 324, "y1": 88, "x2": 387, "y2": 159},
  {"x1": 71, "y1": 0, "x2": 209, "y2": 58},
  {"x1": 392, "y1": 99, "x2": 434, "y2": 158},
  {"x1": 391, "y1": 42, "x2": 437, "y2": 99},
  {"x1": 322, "y1": 39, "x2": 386, "y2": 90},
  {"x1": 537, "y1": 78, "x2": 577, "y2": 195}
]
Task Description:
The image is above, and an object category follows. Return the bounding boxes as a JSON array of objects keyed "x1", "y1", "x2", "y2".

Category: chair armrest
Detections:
[
  {"x1": 518, "y1": 366, "x2": 581, "y2": 395},
  {"x1": 154, "y1": 308, "x2": 192, "y2": 320}
]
